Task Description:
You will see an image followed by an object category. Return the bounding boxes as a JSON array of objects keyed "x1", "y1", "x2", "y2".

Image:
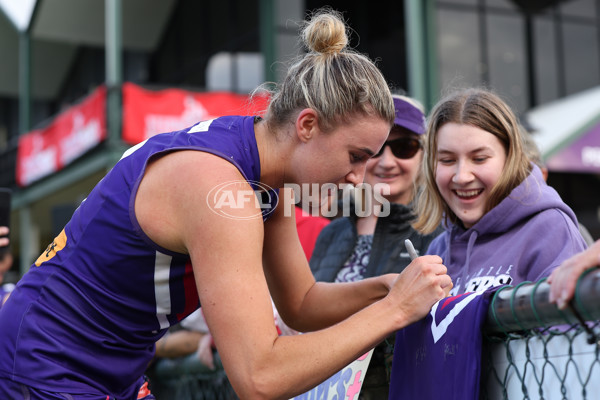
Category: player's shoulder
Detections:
[{"x1": 155, "y1": 149, "x2": 244, "y2": 186}]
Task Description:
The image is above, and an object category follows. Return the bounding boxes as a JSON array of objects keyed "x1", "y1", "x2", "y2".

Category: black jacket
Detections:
[{"x1": 310, "y1": 203, "x2": 443, "y2": 281}]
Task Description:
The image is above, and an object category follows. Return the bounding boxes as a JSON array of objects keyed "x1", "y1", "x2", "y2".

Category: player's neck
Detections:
[{"x1": 254, "y1": 118, "x2": 291, "y2": 189}]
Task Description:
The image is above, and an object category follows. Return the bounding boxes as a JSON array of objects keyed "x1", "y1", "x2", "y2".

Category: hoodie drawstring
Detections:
[{"x1": 464, "y1": 230, "x2": 479, "y2": 274}]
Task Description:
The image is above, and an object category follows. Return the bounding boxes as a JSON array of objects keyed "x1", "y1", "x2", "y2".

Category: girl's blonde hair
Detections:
[
  {"x1": 264, "y1": 9, "x2": 395, "y2": 132},
  {"x1": 414, "y1": 88, "x2": 531, "y2": 234}
]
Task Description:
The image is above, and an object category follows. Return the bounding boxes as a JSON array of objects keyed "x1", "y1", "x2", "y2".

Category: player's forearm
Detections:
[
  {"x1": 225, "y1": 296, "x2": 401, "y2": 400},
  {"x1": 222, "y1": 258, "x2": 450, "y2": 399},
  {"x1": 283, "y1": 275, "x2": 393, "y2": 332}
]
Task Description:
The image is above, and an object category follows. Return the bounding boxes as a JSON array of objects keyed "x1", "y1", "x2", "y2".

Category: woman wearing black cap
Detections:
[{"x1": 310, "y1": 94, "x2": 444, "y2": 399}]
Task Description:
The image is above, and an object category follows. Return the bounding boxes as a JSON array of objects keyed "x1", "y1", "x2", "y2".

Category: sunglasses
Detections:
[{"x1": 373, "y1": 137, "x2": 422, "y2": 159}]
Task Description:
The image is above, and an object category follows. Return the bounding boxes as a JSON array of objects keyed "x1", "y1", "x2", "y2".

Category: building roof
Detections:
[
  {"x1": 527, "y1": 85, "x2": 600, "y2": 173},
  {"x1": 0, "y1": 0, "x2": 176, "y2": 100}
]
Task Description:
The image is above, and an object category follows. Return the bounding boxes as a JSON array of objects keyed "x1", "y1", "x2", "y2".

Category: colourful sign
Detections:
[
  {"x1": 15, "y1": 83, "x2": 269, "y2": 186},
  {"x1": 290, "y1": 349, "x2": 374, "y2": 400}
]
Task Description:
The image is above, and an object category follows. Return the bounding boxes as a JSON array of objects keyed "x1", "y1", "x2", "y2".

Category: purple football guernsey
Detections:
[
  {"x1": 0, "y1": 116, "x2": 276, "y2": 398},
  {"x1": 388, "y1": 288, "x2": 496, "y2": 400}
]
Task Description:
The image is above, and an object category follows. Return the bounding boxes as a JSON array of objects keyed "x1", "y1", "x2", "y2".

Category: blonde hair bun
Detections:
[
  {"x1": 302, "y1": 9, "x2": 348, "y2": 55},
  {"x1": 263, "y1": 7, "x2": 394, "y2": 133}
]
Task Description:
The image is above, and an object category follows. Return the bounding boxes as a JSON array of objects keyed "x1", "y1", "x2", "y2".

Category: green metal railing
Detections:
[{"x1": 485, "y1": 268, "x2": 600, "y2": 335}]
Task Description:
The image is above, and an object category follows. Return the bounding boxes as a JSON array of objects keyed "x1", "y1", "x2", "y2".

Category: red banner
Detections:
[
  {"x1": 122, "y1": 82, "x2": 269, "y2": 144},
  {"x1": 16, "y1": 86, "x2": 107, "y2": 187},
  {"x1": 15, "y1": 83, "x2": 268, "y2": 187}
]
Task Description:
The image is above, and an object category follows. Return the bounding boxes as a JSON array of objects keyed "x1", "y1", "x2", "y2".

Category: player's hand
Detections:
[{"x1": 386, "y1": 255, "x2": 452, "y2": 327}]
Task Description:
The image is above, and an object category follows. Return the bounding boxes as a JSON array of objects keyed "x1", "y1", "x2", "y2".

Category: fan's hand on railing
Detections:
[{"x1": 548, "y1": 240, "x2": 600, "y2": 309}]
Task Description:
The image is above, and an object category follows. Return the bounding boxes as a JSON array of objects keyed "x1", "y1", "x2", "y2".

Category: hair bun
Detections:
[{"x1": 302, "y1": 10, "x2": 348, "y2": 55}]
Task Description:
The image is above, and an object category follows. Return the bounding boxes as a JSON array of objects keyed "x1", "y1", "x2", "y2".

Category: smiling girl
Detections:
[{"x1": 414, "y1": 88, "x2": 587, "y2": 296}]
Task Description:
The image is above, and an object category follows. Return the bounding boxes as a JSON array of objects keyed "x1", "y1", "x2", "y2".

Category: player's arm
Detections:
[
  {"x1": 262, "y1": 187, "x2": 397, "y2": 332},
  {"x1": 138, "y1": 151, "x2": 451, "y2": 399},
  {"x1": 184, "y1": 176, "x2": 450, "y2": 399}
]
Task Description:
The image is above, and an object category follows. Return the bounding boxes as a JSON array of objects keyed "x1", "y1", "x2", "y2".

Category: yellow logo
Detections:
[{"x1": 35, "y1": 229, "x2": 67, "y2": 266}]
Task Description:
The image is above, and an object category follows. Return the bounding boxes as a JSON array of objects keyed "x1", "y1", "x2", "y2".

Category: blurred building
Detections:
[{"x1": 0, "y1": 0, "x2": 599, "y2": 275}]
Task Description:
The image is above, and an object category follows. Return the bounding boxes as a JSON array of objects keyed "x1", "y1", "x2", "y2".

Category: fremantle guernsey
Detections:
[
  {"x1": 0, "y1": 116, "x2": 277, "y2": 398},
  {"x1": 389, "y1": 288, "x2": 496, "y2": 400}
]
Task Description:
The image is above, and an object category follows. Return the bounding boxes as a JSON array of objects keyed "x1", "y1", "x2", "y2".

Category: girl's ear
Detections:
[{"x1": 295, "y1": 109, "x2": 319, "y2": 143}]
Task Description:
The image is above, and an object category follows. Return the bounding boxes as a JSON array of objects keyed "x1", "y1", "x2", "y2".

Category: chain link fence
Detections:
[{"x1": 481, "y1": 268, "x2": 600, "y2": 399}]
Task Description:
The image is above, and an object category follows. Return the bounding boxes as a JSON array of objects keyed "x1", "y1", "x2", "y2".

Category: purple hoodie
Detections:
[{"x1": 427, "y1": 164, "x2": 587, "y2": 296}]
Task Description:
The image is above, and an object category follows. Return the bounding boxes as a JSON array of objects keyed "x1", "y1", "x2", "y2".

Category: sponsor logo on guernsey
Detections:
[{"x1": 35, "y1": 229, "x2": 68, "y2": 266}]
